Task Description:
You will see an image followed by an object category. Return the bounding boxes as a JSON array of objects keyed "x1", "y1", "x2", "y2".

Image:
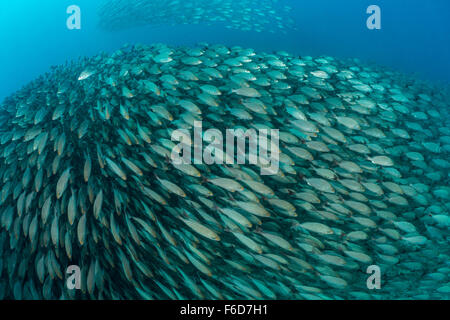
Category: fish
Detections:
[
  {"x1": 78, "y1": 68, "x2": 96, "y2": 81},
  {"x1": 0, "y1": 43, "x2": 448, "y2": 301},
  {"x1": 97, "y1": 0, "x2": 296, "y2": 34}
]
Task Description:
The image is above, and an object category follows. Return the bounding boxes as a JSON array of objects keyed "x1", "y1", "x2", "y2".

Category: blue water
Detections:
[{"x1": 0, "y1": 0, "x2": 449, "y2": 101}]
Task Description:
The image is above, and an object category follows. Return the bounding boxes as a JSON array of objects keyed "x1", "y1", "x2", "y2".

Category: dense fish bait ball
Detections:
[
  {"x1": 98, "y1": 0, "x2": 295, "y2": 34},
  {"x1": 0, "y1": 43, "x2": 449, "y2": 300}
]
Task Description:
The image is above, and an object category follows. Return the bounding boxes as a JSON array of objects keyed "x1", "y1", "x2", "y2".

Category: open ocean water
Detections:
[
  {"x1": 0, "y1": 0, "x2": 449, "y2": 101},
  {"x1": 0, "y1": 0, "x2": 449, "y2": 301}
]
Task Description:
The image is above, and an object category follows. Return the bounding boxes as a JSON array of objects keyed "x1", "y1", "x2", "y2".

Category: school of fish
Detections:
[
  {"x1": 98, "y1": 0, "x2": 295, "y2": 34},
  {"x1": 0, "y1": 43, "x2": 449, "y2": 300}
]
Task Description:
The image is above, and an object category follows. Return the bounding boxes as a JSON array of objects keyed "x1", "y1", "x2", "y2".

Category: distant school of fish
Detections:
[
  {"x1": 98, "y1": 0, "x2": 295, "y2": 33},
  {"x1": 0, "y1": 42, "x2": 449, "y2": 300}
]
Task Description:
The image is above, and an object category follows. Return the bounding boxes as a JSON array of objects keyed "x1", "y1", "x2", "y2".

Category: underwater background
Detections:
[
  {"x1": 0, "y1": 0, "x2": 449, "y2": 300},
  {"x1": 0, "y1": 0, "x2": 449, "y2": 101}
]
